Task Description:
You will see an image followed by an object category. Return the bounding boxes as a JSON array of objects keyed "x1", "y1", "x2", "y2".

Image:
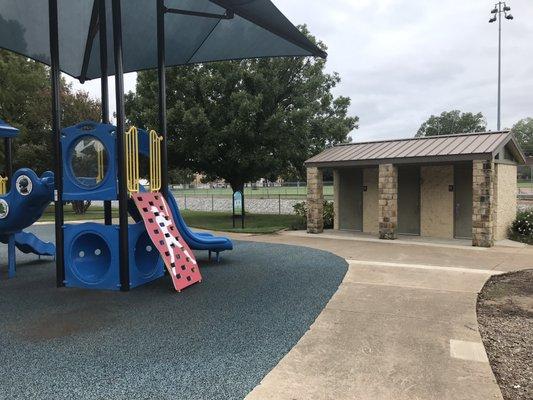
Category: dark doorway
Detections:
[
  {"x1": 454, "y1": 163, "x2": 473, "y2": 239},
  {"x1": 338, "y1": 169, "x2": 363, "y2": 231},
  {"x1": 398, "y1": 166, "x2": 420, "y2": 235}
]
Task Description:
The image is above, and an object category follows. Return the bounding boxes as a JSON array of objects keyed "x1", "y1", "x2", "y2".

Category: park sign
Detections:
[{"x1": 233, "y1": 190, "x2": 244, "y2": 229}]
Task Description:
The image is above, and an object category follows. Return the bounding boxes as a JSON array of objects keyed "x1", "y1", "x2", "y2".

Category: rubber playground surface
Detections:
[{"x1": 0, "y1": 225, "x2": 347, "y2": 400}]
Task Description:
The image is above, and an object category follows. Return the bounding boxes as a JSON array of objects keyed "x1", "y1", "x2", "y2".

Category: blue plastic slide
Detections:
[
  {"x1": 164, "y1": 187, "x2": 233, "y2": 253},
  {"x1": 0, "y1": 231, "x2": 55, "y2": 256},
  {"x1": 136, "y1": 129, "x2": 233, "y2": 257}
]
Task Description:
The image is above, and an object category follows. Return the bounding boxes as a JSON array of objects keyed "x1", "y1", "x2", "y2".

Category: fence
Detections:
[{"x1": 170, "y1": 181, "x2": 333, "y2": 215}]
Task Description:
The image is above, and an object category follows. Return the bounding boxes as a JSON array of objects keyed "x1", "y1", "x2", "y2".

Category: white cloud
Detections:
[{"x1": 69, "y1": 0, "x2": 533, "y2": 142}]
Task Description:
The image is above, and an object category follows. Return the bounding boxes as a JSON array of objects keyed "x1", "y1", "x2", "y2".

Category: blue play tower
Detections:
[{"x1": 59, "y1": 121, "x2": 232, "y2": 291}]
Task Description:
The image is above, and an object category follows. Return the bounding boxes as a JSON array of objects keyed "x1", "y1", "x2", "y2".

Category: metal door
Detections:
[
  {"x1": 353, "y1": 169, "x2": 363, "y2": 231},
  {"x1": 454, "y1": 163, "x2": 473, "y2": 239},
  {"x1": 398, "y1": 166, "x2": 420, "y2": 235},
  {"x1": 338, "y1": 169, "x2": 363, "y2": 231}
]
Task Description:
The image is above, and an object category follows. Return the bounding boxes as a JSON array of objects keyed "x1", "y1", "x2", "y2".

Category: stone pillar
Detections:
[
  {"x1": 307, "y1": 166, "x2": 324, "y2": 233},
  {"x1": 472, "y1": 160, "x2": 494, "y2": 247},
  {"x1": 378, "y1": 164, "x2": 398, "y2": 239}
]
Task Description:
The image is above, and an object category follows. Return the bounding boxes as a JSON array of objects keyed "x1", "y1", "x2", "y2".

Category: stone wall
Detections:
[
  {"x1": 378, "y1": 164, "x2": 398, "y2": 239},
  {"x1": 172, "y1": 196, "x2": 301, "y2": 215},
  {"x1": 472, "y1": 160, "x2": 494, "y2": 247},
  {"x1": 307, "y1": 167, "x2": 324, "y2": 233},
  {"x1": 494, "y1": 163, "x2": 518, "y2": 240},
  {"x1": 363, "y1": 167, "x2": 379, "y2": 234},
  {"x1": 420, "y1": 165, "x2": 454, "y2": 238}
]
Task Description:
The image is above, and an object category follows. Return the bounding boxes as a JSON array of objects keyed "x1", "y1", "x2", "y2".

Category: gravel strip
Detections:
[{"x1": 477, "y1": 269, "x2": 533, "y2": 400}]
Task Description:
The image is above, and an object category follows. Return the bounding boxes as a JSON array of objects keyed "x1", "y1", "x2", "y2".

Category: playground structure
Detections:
[
  {"x1": 0, "y1": 0, "x2": 325, "y2": 292},
  {"x1": 0, "y1": 120, "x2": 56, "y2": 278},
  {"x1": 0, "y1": 117, "x2": 232, "y2": 291},
  {"x1": 61, "y1": 121, "x2": 219, "y2": 291}
]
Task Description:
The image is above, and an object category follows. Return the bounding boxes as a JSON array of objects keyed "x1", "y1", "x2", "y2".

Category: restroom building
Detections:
[{"x1": 305, "y1": 131, "x2": 526, "y2": 247}]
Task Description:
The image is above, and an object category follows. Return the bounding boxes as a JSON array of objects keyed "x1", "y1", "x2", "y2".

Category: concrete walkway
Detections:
[{"x1": 220, "y1": 231, "x2": 533, "y2": 400}]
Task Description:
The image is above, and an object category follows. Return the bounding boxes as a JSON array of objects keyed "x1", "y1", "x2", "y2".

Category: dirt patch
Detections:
[
  {"x1": 477, "y1": 269, "x2": 533, "y2": 400},
  {"x1": 8, "y1": 303, "x2": 118, "y2": 342}
]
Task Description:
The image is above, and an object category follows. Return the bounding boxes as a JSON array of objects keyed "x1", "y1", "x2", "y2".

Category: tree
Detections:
[
  {"x1": 168, "y1": 168, "x2": 195, "y2": 185},
  {"x1": 0, "y1": 50, "x2": 101, "y2": 174},
  {"x1": 415, "y1": 110, "x2": 487, "y2": 137},
  {"x1": 125, "y1": 28, "x2": 357, "y2": 192},
  {"x1": 511, "y1": 118, "x2": 533, "y2": 156}
]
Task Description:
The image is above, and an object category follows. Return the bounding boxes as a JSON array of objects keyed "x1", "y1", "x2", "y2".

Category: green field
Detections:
[
  {"x1": 38, "y1": 207, "x2": 301, "y2": 234},
  {"x1": 39, "y1": 206, "x2": 118, "y2": 222},
  {"x1": 181, "y1": 210, "x2": 304, "y2": 234},
  {"x1": 518, "y1": 181, "x2": 533, "y2": 189}
]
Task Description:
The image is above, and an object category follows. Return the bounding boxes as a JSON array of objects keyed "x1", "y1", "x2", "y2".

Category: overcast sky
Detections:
[{"x1": 69, "y1": 0, "x2": 533, "y2": 142}]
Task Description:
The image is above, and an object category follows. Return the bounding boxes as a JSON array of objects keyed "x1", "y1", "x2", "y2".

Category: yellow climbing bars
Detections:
[
  {"x1": 0, "y1": 176, "x2": 7, "y2": 195},
  {"x1": 149, "y1": 130, "x2": 162, "y2": 192},
  {"x1": 96, "y1": 143, "x2": 105, "y2": 184},
  {"x1": 125, "y1": 126, "x2": 139, "y2": 193},
  {"x1": 125, "y1": 126, "x2": 162, "y2": 194}
]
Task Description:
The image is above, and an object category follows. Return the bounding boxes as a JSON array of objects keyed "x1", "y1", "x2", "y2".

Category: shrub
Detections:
[
  {"x1": 292, "y1": 200, "x2": 334, "y2": 230},
  {"x1": 323, "y1": 200, "x2": 334, "y2": 229},
  {"x1": 509, "y1": 210, "x2": 533, "y2": 244}
]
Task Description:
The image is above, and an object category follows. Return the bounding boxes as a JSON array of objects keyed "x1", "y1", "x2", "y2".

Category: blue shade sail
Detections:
[
  {"x1": 0, "y1": 0, "x2": 326, "y2": 82},
  {"x1": 0, "y1": 119, "x2": 19, "y2": 138}
]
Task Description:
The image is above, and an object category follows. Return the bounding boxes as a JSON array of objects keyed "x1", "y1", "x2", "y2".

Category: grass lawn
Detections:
[
  {"x1": 39, "y1": 206, "x2": 118, "y2": 222},
  {"x1": 38, "y1": 207, "x2": 302, "y2": 234},
  {"x1": 518, "y1": 181, "x2": 533, "y2": 189},
  {"x1": 181, "y1": 210, "x2": 304, "y2": 234}
]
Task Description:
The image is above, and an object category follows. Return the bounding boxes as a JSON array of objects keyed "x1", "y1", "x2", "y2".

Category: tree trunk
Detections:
[{"x1": 71, "y1": 200, "x2": 91, "y2": 215}]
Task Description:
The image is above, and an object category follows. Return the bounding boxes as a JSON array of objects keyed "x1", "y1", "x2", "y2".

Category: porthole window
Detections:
[
  {"x1": 16, "y1": 175, "x2": 33, "y2": 196},
  {"x1": 70, "y1": 135, "x2": 108, "y2": 189},
  {"x1": 0, "y1": 199, "x2": 9, "y2": 219}
]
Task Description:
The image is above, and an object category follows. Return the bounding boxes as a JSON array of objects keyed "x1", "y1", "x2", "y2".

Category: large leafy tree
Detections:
[
  {"x1": 125, "y1": 29, "x2": 357, "y2": 192},
  {"x1": 511, "y1": 118, "x2": 533, "y2": 156},
  {"x1": 415, "y1": 110, "x2": 487, "y2": 137},
  {"x1": 0, "y1": 50, "x2": 100, "y2": 174}
]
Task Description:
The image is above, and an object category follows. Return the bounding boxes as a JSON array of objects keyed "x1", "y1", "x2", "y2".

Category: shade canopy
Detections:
[
  {"x1": 0, "y1": 0, "x2": 326, "y2": 82},
  {"x1": 0, "y1": 119, "x2": 18, "y2": 138}
]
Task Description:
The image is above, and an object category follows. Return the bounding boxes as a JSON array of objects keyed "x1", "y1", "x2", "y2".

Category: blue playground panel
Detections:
[
  {"x1": 64, "y1": 223, "x2": 120, "y2": 290},
  {"x1": 128, "y1": 221, "x2": 165, "y2": 288},
  {"x1": 61, "y1": 121, "x2": 117, "y2": 201},
  {"x1": 64, "y1": 222, "x2": 164, "y2": 290},
  {"x1": 0, "y1": 168, "x2": 55, "y2": 277},
  {"x1": 0, "y1": 169, "x2": 54, "y2": 235}
]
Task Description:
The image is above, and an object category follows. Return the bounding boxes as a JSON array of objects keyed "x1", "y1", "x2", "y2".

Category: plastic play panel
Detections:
[{"x1": 132, "y1": 192, "x2": 201, "y2": 292}]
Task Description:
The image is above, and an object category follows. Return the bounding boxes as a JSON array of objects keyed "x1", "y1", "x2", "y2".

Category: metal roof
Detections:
[{"x1": 306, "y1": 131, "x2": 527, "y2": 167}]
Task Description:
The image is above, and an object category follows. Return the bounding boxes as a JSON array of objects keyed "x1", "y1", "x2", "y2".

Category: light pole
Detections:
[{"x1": 489, "y1": 2, "x2": 514, "y2": 131}]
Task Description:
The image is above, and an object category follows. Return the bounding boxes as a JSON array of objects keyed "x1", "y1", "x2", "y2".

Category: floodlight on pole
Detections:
[{"x1": 489, "y1": 1, "x2": 514, "y2": 131}]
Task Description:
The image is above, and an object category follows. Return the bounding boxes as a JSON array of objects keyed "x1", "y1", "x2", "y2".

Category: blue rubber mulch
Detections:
[{"x1": 0, "y1": 225, "x2": 347, "y2": 400}]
